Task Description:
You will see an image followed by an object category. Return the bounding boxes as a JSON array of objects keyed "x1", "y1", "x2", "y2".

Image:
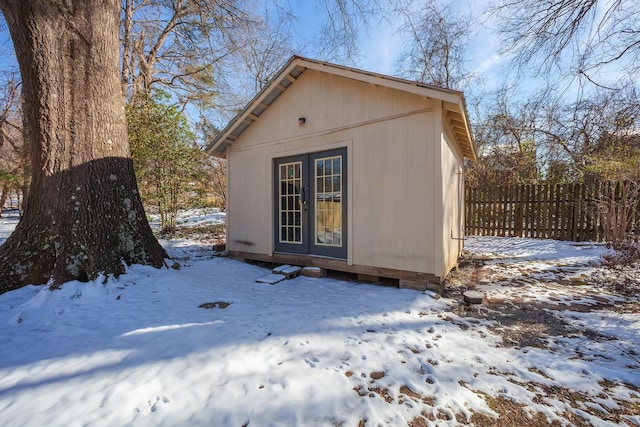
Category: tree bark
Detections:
[
  {"x1": 0, "y1": 0, "x2": 167, "y2": 293},
  {"x1": 0, "y1": 183, "x2": 8, "y2": 217},
  {"x1": 121, "y1": 0, "x2": 134, "y2": 98}
]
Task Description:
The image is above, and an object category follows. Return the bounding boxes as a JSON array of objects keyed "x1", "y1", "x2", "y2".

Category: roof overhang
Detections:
[{"x1": 205, "y1": 55, "x2": 475, "y2": 160}]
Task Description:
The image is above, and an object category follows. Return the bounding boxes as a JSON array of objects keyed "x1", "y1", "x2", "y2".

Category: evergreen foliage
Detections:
[{"x1": 127, "y1": 92, "x2": 208, "y2": 232}]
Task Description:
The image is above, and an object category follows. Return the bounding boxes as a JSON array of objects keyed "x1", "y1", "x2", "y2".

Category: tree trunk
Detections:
[
  {"x1": 0, "y1": 183, "x2": 8, "y2": 217},
  {"x1": 0, "y1": 0, "x2": 167, "y2": 293},
  {"x1": 18, "y1": 136, "x2": 30, "y2": 216}
]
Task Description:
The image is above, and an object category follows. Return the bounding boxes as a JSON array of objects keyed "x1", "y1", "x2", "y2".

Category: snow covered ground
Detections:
[{"x1": 0, "y1": 209, "x2": 638, "y2": 426}]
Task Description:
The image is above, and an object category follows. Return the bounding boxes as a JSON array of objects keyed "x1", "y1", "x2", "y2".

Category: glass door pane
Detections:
[
  {"x1": 314, "y1": 155, "x2": 342, "y2": 247},
  {"x1": 278, "y1": 161, "x2": 303, "y2": 244}
]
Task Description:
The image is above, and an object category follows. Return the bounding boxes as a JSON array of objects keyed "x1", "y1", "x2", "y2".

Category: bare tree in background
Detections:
[
  {"x1": 527, "y1": 83, "x2": 640, "y2": 179},
  {"x1": 205, "y1": 0, "x2": 389, "y2": 121},
  {"x1": 466, "y1": 86, "x2": 547, "y2": 188},
  {"x1": 120, "y1": 0, "x2": 250, "y2": 106},
  {"x1": 235, "y1": 12, "x2": 297, "y2": 93},
  {"x1": 468, "y1": 81, "x2": 640, "y2": 188},
  {"x1": 208, "y1": 158, "x2": 227, "y2": 210},
  {"x1": 0, "y1": 72, "x2": 26, "y2": 214},
  {"x1": 490, "y1": 0, "x2": 640, "y2": 85},
  {"x1": 394, "y1": 0, "x2": 473, "y2": 89},
  {"x1": 316, "y1": 0, "x2": 374, "y2": 62},
  {"x1": 212, "y1": 6, "x2": 298, "y2": 118}
]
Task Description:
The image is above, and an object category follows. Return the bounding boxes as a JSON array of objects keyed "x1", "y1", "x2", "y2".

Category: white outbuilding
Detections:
[{"x1": 206, "y1": 56, "x2": 475, "y2": 290}]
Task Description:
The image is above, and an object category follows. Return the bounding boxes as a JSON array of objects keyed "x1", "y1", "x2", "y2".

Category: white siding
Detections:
[
  {"x1": 440, "y1": 109, "x2": 466, "y2": 277},
  {"x1": 226, "y1": 70, "x2": 454, "y2": 277}
]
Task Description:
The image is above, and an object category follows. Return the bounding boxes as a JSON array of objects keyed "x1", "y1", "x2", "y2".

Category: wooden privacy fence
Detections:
[{"x1": 465, "y1": 182, "x2": 640, "y2": 242}]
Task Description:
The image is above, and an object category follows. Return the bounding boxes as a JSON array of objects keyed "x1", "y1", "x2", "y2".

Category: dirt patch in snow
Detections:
[
  {"x1": 444, "y1": 251, "x2": 638, "y2": 351},
  {"x1": 435, "y1": 248, "x2": 640, "y2": 425}
]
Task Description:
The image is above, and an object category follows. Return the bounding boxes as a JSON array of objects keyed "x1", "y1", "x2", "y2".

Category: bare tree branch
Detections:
[
  {"x1": 394, "y1": 0, "x2": 473, "y2": 89},
  {"x1": 490, "y1": 0, "x2": 640, "y2": 85}
]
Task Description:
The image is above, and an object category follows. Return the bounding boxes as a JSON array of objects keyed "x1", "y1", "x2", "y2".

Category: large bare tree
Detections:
[{"x1": 0, "y1": 0, "x2": 167, "y2": 293}]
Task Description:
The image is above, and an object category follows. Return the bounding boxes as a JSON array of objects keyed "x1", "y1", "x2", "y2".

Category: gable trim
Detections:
[{"x1": 205, "y1": 56, "x2": 475, "y2": 160}]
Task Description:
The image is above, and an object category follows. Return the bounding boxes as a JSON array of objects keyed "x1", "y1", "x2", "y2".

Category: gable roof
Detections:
[{"x1": 205, "y1": 55, "x2": 475, "y2": 160}]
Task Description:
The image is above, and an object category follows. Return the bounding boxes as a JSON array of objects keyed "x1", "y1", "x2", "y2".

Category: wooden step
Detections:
[
  {"x1": 302, "y1": 266, "x2": 326, "y2": 278},
  {"x1": 272, "y1": 264, "x2": 302, "y2": 279},
  {"x1": 256, "y1": 274, "x2": 286, "y2": 285}
]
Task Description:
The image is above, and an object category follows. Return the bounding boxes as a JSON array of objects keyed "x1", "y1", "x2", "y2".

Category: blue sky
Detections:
[
  {"x1": 0, "y1": 1, "x2": 505, "y2": 93},
  {"x1": 1, "y1": 1, "x2": 629, "y2": 114},
  {"x1": 0, "y1": 1, "x2": 516, "y2": 131},
  {"x1": 284, "y1": 0, "x2": 510, "y2": 100},
  {"x1": 0, "y1": 21, "x2": 16, "y2": 73},
  {"x1": 281, "y1": 0, "x2": 635, "y2": 104},
  {"x1": 287, "y1": 1, "x2": 483, "y2": 75}
]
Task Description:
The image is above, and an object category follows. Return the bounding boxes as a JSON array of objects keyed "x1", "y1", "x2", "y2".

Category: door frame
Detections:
[
  {"x1": 273, "y1": 147, "x2": 348, "y2": 259},
  {"x1": 273, "y1": 153, "x2": 309, "y2": 255}
]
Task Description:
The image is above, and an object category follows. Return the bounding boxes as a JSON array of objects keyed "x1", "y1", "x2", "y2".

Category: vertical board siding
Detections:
[{"x1": 465, "y1": 182, "x2": 640, "y2": 242}]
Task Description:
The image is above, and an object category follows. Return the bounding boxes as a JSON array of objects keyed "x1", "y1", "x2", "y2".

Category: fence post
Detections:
[
  {"x1": 513, "y1": 184, "x2": 521, "y2": 237},
  {"x1": 541, "y1": 183, "x2": 549, "y2": 238}
]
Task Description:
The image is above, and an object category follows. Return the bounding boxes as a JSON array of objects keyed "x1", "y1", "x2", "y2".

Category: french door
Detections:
[{"x1": 274, "y1": 148, "x2": 347, "y2": 259}]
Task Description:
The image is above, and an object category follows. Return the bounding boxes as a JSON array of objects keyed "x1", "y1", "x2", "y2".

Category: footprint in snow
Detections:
[
  {"x1": 134, "y1": 396, "x2": 170, "y2": 414},
  {"x1": 425, "y1": 375, "x2": 437, "y2": 385},
  {"x1": 304, "y1": 356, "x2": 319, "y2": 368},
  {"x1": 420, "y1": 362, "x2": 435, "y2": 374}
]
